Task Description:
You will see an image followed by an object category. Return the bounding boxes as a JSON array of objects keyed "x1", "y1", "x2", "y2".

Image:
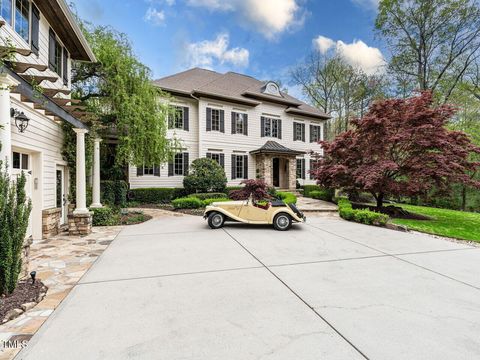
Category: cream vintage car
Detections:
[{"x1": 203, "y1": 196, "x2": 306, "y2": 231}]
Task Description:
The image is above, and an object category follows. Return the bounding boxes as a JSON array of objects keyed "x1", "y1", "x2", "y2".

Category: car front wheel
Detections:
[
  {"x1": 273, "y1": 213, "x2": 292, "y2": 231},
  {"x1": 208, "y1": 212, "x2": 225, "y2": 229}
]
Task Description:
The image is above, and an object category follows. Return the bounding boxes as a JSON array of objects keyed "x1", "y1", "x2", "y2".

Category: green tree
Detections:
[
  {"x1": 70, "y1": 23, "x2": 177, "y2": 171},
  {"x1": 376, "y1": 0, "x2": 480, "y2": 102},
  {"x1": 183, "y1": 158, "x2": 227, "y2": 193}
]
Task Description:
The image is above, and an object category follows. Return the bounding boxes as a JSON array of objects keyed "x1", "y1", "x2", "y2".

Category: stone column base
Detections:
[
  {"x1": 20, "y1": 236, "x2": 33, "y2": 279},
  {"x1": 68, "y1": 212, "x2": 93, "y2": 236},
  {"x1": 42, "y1": 208, "x2": 62, "y2": 239}
]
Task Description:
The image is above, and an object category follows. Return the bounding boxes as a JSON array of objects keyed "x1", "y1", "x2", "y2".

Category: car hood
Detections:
[{"x1": 208, "y1": 200, "x2": 246, "y2": 207}]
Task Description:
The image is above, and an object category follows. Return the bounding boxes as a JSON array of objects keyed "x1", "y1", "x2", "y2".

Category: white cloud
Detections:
[
  {"x1": 351, "y1": 0, "x2": 379, "y2": 11},
  {"x1": 184, "y1": 33, "x2": 249, "y2": 69},
  {"x1": 186, "y1": 0, "x2": 304, "y2": 39},
  {"x1": 313, "y1": 35, "x2": 335, "y2": 54},
  {"x1": 313, "y1": 35, "x2": 385, "y2": 75},
  {"x1": 144, "y1": 7, "x2": 166, "y2": 26}
]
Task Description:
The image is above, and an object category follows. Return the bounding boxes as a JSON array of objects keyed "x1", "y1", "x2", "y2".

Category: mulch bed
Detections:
[
  {"x1": 120, "y1": 211, "x2": 153, "y2": 225},
  {"x1": 352, "y1": 203, "x2": 431, "y2": 220},
  {"x1": 0, "y1": 280, "x2": 47, "y2": 321},
  {"x1": 173, "y1": 208, "x2": 204, "y2": 216}
]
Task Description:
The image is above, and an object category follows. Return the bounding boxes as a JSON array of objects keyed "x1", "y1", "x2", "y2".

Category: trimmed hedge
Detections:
[
  {"x1": 277, "y1": 192, "x2": 297, "y2": 204},
  {"x1": 309, "y1": 189, "x2": 335, "y2": 202},
  {"x1": 172, "y1": 197, "x2": 204, "y2": 209},
  {"x1": 338, "y1": 199, "x2": 388, "y2": 226},
  {"x1": 128, "y1": 188, "x2": 186, "y2": 204},
  {"x1": 189, "y1": 192, "x2": 228, "y2": 200},
  {"x1": 101, "y1": 180, "x2": 128, "y2": 207},
  {"x1": 203, "y1": 198, "x2": 230, "y2": 206},
  {"x1": 90, "y1": 207, "x2": 120, "y2": 226},
  {"x1": 226, "y1": 186, "x2": 243, "y2": 192},
  {"x1": 303, "y1": 185, "x2": 321, "y2": 197}
]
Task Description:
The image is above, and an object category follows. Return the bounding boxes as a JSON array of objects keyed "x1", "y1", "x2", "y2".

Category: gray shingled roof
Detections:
[
  {"x1": 250, "y1": 141, "x2": 305, "y2": 155},
  {"x1": 153, "y1": 68, "x2": 330, "y2": 120}
]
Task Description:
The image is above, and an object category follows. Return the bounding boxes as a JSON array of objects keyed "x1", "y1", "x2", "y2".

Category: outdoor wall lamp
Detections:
[{"x1": 10, "y1": 108, "x2": 30, "y2": 133}]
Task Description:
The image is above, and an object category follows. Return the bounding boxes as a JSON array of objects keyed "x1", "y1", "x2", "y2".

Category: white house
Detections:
[
  {"x1": 129, "y1": 68, "x2": 330, "y2": 191},
  {"x1": 0, "y1": 0, "x2": 99, "y2": 239}
]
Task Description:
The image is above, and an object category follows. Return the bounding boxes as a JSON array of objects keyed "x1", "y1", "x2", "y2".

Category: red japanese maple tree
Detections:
[{"x1": 313, "y1": 92, "x2": 480, "y2": 208}]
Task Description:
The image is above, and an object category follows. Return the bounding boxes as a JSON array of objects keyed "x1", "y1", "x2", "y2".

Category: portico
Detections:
[{"x1": 251, "y1": 141, "x2": 304, "y2": 190}]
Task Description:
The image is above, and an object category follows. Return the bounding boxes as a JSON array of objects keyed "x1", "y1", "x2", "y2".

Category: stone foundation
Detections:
[
  {"x1": 68, "y1": 212, "x2": 93, "y2": 236},
  {"x1": 20, "y1": 236, "x2": 33, "y2": 279},
  {"x1": 42, "y1": 207, "x2": 62, "y2": 239}
]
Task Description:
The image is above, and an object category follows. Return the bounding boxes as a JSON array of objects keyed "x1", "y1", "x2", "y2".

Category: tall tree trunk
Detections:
[
  {"x1": 376, "y1": 193, "x2": 384, "y2": 209},
  {"x1": 461, "y1": 185, "x2": 467, "y2": 211}
]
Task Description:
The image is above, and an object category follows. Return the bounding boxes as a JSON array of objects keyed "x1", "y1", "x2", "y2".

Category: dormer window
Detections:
[{"x1": 263, "y1": 81, "x2": 281, "y2": 97}]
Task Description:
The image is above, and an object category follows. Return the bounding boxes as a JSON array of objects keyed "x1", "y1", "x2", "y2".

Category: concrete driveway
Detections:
[{"x1": 17, "y1": 214, "x2": 480, "y2": 360}]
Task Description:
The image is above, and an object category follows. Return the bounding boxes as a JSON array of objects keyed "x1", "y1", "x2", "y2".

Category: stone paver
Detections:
[
  {"x1": 296, "y1": 196, "x2": 338, "y2": 212},
  {"x1": 14, "y1": 213, "x2": 480, "y2": 360}
]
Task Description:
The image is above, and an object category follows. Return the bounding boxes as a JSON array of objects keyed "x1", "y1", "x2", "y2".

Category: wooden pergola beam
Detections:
[
  {"x1": 6, "y1": 61, "x2": 48, "y2": 73},
  {"x1": 0, "y1": 45, "x2": 32, "y2": 57},
  {"x1": 41, "y1": 88, "x2": 71, "y2": 97},
  {"x1": 21, "y1": 74, "x2": 58, "y2": 84}
]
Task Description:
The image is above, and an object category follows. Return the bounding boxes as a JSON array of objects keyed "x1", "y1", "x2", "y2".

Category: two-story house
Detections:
[
  {"x1": 0, "y1": 0, "x2": 99, "y2": 239},
  {"x1": 129, "y1": 68, "x2": 330, "y2": 191}
]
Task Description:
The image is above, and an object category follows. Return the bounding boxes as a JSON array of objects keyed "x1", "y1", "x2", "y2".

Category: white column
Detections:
[
  {"x1": 73, "y1": 128, "x2": 89, "y2": 214},
  {"x1": 90, "y1": 137, "x2": 102, "y2": 208},
  {"x1": 0, "y1": 74, "x2": 20, "y2": 175}
]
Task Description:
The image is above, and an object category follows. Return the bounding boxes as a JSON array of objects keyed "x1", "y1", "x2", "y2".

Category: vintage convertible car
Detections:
[{"x1": 203, "y1": 196, "x2": 306, "y2": 231}]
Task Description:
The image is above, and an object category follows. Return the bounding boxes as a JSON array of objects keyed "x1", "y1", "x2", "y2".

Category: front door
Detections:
[
  {"x1": 273, "y1": 158, "x2": 280, "y2": 187},
  {"x1": 11, "y1": 151, "x2": 33, "y2": 238},
  {"x1": 56, "y1": 167, "x2": 67, "y2": 225}
]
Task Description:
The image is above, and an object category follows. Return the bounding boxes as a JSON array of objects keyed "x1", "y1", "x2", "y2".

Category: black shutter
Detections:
[
  {"x1": 206, "y1": 108, "x2": 212, "y2": 131},
  {"x1": 220, "y1": 110, "x2": 225, "y2": 133},
  {"x1": 302, "y1": 159, "x2": 306, "y2": 179},
  {"x1": 261, "y1": 117, "x2": 265, "y2": 137},
  {"x1": 244, "y1": 114, "x2": 248, "y2": 135},
  {"x1": 302, "y1": 124, "x2": 305, "y2": 142},
  {"x1": 310, "y1": 125, "x2": 314, "y2": 143},
  {"x1": 183, "y1": 153, "x2": 189, "y2": 175},
  {"x1": 183, "y1": 107, "x2": 189, "y2": 131},
  {"x1": 31, "y1": 5, "x2": 40, "y2": 56},
  {"x1": 231, "y1": 112, "x2": 236, "y2": 134},
  {"x1": 278, "y1": 119, "x2": 282, "y2": 139},
  {"x1": 293, "y1": 123, "x2": 296, "y2": 141},
  {"x1": 136, "y1": 166, "x2": 144, "y2": 177},
  {"x1": 231, "y1": 155, "x2": 236, "y2": 180},
  {"x1": 243, "y1": 155, "x2": 248, "y2": 179},
  {"x1": 48, "y1": 29, "x2": 56, "y2": 71},
  {"x1": 154, "y1": 166, "x2": 160, "y2": 177},
  {"x1": 220, "y1": 153, "x2": 225, "y2": 168},
  {"x1": 168, "y1": 161, "x2": 174, "y2": 177},
  {"x1": 63, "y1": 48, "x2": 68, "y2": 86},
  {"x1": 310, "y1": 160, "x2": 314, "y2": 180}
]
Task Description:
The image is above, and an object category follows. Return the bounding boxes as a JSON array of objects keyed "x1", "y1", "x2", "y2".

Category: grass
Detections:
[{"x1": 392, "y1": 203, "x2": 480, "y2": 242}]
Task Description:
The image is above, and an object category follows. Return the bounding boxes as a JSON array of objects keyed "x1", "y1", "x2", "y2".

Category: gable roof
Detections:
[{"x1": 153, "y1": 68, "x2": 330, "y2": 120}]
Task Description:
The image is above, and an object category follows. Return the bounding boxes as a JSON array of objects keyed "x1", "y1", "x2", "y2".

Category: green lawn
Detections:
[{"x1": 392, "y1": 204, "x2": 480, "y2": 242}]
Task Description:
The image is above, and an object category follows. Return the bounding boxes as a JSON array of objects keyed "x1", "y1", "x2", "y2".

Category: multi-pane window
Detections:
[
  {"x1": 262, "y1": 117, "x2": 281, "y2": 138},
  {"x1": 211, "y1": 109, "x2": 221, "y2": 131},
  {"x1": 54, "y1": 39, "x2": 62, "y2": 75},
  {"x1": 310, "y1": 125, "x2": 322, "y2": 143},
  {"x1": 12, "y1": 151, "x2": 28, "y2": 170},
  {"x1": 296, "y1": 159, "x2": 305, "y2": 179},
  {"x1": 174, "y1": 153, "x2": 184, "y2": 175},
  {"x1": 169, "y1": 106, "x2": 184, "y2": 129},
  {"x1": 310, "y1": 159, "x2": 319, "y2": 180},
  {"x1": 49, "y1": 29, "x2": 65, "y2": 78},
  {"x1": 294, "y1": 122, "x2": 305, "y2": 142},
  {"x1": 231, "y1": 154, "x2": 248, "y2": 180},
  {"x1": 207, "y1": 152, "x2": 225, "y2": 168},
  {"x1": 14, "y1": 0, "x2": 29, "y2": 42},
  {"x1": 232, "y1": 112, "x2": 247, "y2": 135},
  {"x1": 1, "y1": 0, "x2": 12, "y2": 25},
  {"x1": 143, "y1": 166, "x2": 154, "y2": 175}
]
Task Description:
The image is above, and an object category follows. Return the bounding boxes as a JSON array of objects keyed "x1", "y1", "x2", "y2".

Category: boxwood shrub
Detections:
[
  {"x1": 338, "y1": 199, "x2": 388, "y2": 226},
  {"x1": 309, "y1": 189, "x2": 335, "y2": 202},
  {"x1": 303, "y1": 185, "x2": 321, "y2": 197},
  {"x1": 277, "y1": 192, "x2": 297, "y2": 204},
  {"x1": 189, "y1": 192, "x2": 228, "y2": 200},
  {"x1": 128, "y1": 188, "x2": 186, "y2": 204},
  {"x1": 172, "y1": 197, "x2": 204, "y2": 209},
  {"x1": 90, "y1": 206, "x2": 120, "y2": 226},
  {"x1": 101, "y1": 180, "x2": 128, "y2": 207}
]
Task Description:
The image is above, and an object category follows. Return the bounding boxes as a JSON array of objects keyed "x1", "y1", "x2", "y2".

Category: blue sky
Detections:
[{"x1": 70, "y1": 0, "x2": 384, "y2": 98}]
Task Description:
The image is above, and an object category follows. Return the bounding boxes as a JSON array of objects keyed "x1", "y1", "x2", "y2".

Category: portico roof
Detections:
[{"x1": 250, "y1": 141, "x2": 305, "y2": 156}]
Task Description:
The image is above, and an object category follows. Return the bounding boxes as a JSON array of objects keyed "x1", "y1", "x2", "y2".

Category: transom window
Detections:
[
  {"x1": 310, "y1": 125, "x2": 322, "y2": 143},
  {"x1": 294, "y1": 122, "x2": 305, "y2": 142},
  {"x1": 211, "y1": 109, "x2": 221, "y2": 131},
  {"x1": 12, "y1": 151, "x2": 29, "y2": 170},
  {"x1": 14, "y1": 0, "x2": 29, "y2": 42},
  {"x1": 262, "y1": 117, "x2": 281, "y2": 138}
]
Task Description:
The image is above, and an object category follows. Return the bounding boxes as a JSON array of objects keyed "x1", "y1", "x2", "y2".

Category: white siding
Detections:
[{"x1": 129, "y1": 94, "x2": 326, "y2": 189}]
